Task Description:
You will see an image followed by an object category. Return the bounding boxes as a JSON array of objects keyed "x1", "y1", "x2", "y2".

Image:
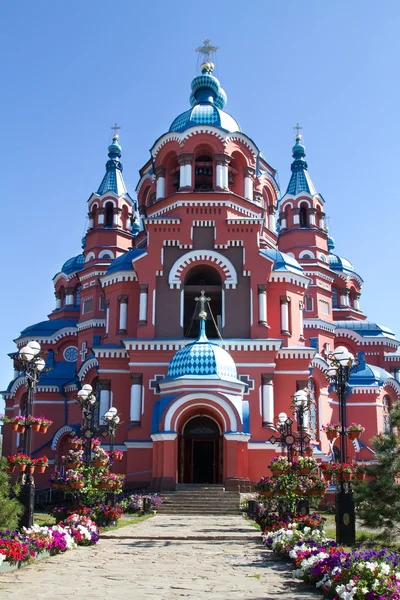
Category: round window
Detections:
[{"x1": 64, "y1": 346, "x2": 78, "y2": 362}]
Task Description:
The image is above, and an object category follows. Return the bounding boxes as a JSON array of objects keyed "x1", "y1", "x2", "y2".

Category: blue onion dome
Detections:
[
  {"x1": 108, "y1": 134, "x2": 122, "y2": 159},
  {"x1": 167, "y1": 310, "x2": 238, "y2": 382},
  {"x1": 292, "y1": 134, "x2": 306, "y2": 159},
  {"x1": 327, "y1": 235, "x2": 335, "y2": 252},
  {"x1": 328, "y1": 253, "x2": 356, "y2": 273},
  {"x1": 61, "y1": 254, "x2": 85, "y2": 275},
  {"x1": 169, "y1": 61, "x2": 240, "y2": 134}
]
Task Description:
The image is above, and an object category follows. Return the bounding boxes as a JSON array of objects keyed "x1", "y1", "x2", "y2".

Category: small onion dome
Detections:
[
  {"x1": 214, "y1": 87, "x2": 227, "y2": 109},
  {"x1": 292, "y1": 134, "x2": 306, "y2": 158},
  {"x1": 107, "y1": 134, "x2": 122, "y2": 159},
  {"x1": 328, "y1": 253, "x2": 356, "y2": 273},
  {"x1": 327, "y1": 235, "x2": 335, "y2": 252},
  {"x1": 167, "y1": 318, "x2": 238, "y2": 382},
  {"x1": 61, "y1": 254, "x2": 85, "y2": 275}
]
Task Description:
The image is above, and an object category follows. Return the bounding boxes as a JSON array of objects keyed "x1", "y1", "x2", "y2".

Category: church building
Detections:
[{"x1": 3, "y1": 44, "x2": 400, "y2": 491}]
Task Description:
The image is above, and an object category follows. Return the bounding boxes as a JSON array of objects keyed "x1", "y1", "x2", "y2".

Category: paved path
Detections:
[{"x1": 0, "y1": 515, "x2": 319, "y2": 600}]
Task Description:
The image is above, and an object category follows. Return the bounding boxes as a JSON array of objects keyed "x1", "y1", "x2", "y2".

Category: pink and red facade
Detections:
[{"x1": 2, "y1": 60, "x2": 400, "y2": 491}]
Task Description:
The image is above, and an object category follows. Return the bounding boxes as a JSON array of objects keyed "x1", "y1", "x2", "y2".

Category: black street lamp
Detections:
[
  {"x1": 325, "y1": 345, "x2": 358, "y2": 545},
  {"x1": 269, "y1": 409, "x2": 311, "y2": 462},
  {"x1": 11, "y1": 341, "x2": 47, "y2": 528}
]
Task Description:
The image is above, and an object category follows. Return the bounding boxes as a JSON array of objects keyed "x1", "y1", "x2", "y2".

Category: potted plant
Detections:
[
  {"x1": 62, "y1": 448, "x2": 84, "y2": 469},
  {"x1": 354, "y1": 463, "x2": 367, "y2": 481},
  {"x1": 335, "y1": 462, "x2": 353, "y2": 481},
  {"x1": 70, "y1": 436, "x2": 83, "y2": 450},
  {"x1": 15, "y1": 415, "x2": 26, "y2": 433},
  {"x1": 320, "y1": 463, "x2": 333, "y2": 482},
  {"x1": 345, "y1": 423, "x2": 365, "y2": 440},
  {"x1": 13, "y1": 453, "x2": 30, "y2": 472},
  {"x1": 297, "y1": 456, "x2": 318, "y2": 475},
  {"x1": 64, "y1": 469, "x2": 84, "y2": 490},
  {"x1": 269, "y1": 456, "x2": 290, "y2": 475},
  {"x1": 92, "y1": 446, "x2": 109, "y2": 468},
  {"x1": 27, "y1": 415, "x2": 42, "y2": 432},
  {"x1": 27, "y1": 460, "x2": 35, "y2": 475},
  {"x1": 322, "y1": 423, "x2": 340, "y2": 441},
  {"x1": 3, "y1": 416, "x2": 19, "y2": 431},
  {"x1": 49, "y1": 470, "x2": 65, "y2": 489},
  {"x1": 110, "y1": 450, "x2": 123, "y2": 461},
  {"x1": 33, "y1": 456, "x2": 49, "y2": 474},
  {"x1": 6, "y1": 455, "x2": 17, "y2": 473},
  {"x1": 307, "y1": 476, "x2": 327, "y2": 497},
  {"x1": 291, "y1": 444, "x2": 300, "y2": 459},
  {"x1": 39, "y1": 417, "x2": 53, "y2": 433},
  {"x1": 303, "y1": 444, "x2": 314, "y2": 457},
  {"x1": 255, "y1": 476, "x2": 274, "y2": 497}
]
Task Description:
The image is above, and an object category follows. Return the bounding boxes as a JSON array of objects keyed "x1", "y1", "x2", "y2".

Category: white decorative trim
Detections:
[
  {"x1": 99, "y1": 250, "x2": 115, "y2": 259},
  {"x1": 248, "y1": 441, "x2": 277, "y2": 450},
  {"x1": 51, "y1": 425, "x2": 74, "y2": 450},
  {"x1": 274, "y1": 370, "x2": 311, "y2": 374},
  {"x1": 77, "y1": 357, "x2": 98, "y2": 380},
  {"x1": 150, "y1": 433, "x2": 177, "y2": 441},
  {"x1": 101, "y1": 272, "x2": 138, "y2": 287},
  {"x1": 92, "y1": 348, "x2": 129, "y2": 359},
  {"x1": 193, "y1": 220, "x2": 215, "y2": 227},
  {"x1": 124, "y1": 441, "x2": 153, "y2": 449},
  {"x1": 85, "y1": 252, "x2": 96, "y2": 262},
  {"x1": 226, "y1": 218, "x2": 263, "y2": 225},
  {"x1": 8, "y1": 376, "x2": 27, "y2": 397},
  {"x1": 164, "y1": 392, "x2": 238, "y2": 432},
  {"x1": 53, "y1": 271, "x2": 79, "y2": 284},
  {"x1": 98, "y1": 369, "x2": 131, "y2": 374},
  {"x1": 269, "y1": 271, "x2": 311, "y2": 289},
  {"x1": 147, "y1": 199, "x2": 260, "y2": 219},
  {"x1": 299, "y1": 250, "x2": 315, "y2": 259},
  {"x1": 304, "y1": 319, "x2": 336, "y2": 332},
  {"x1": 224, "y1": 433, "x2": 251, "y2": 441},
  {"x1": 144, "y1": 218, "x2": 181, "y2": 225},
  {"x1": 277, "y1": 347, "x2": 317, "y2": 359},
  {"x1": 385, "y1": 378, "x2": 400, "y2": 396},
  {"x1": 168, "y1": 249, "x2": 238, "y2": 289},
  {"x1": 79, "y1": 269, "x2": 108, "y2": 282},
  {"x1": 77, "y1": 319, "x2": 106, "y2": 331},
  {"x1": 335, "y1": 328, "x2": 399, "y2": 349},
  {"x1": 123, "y1": 338, "x2": 282, "y2": 352},
  {"x1": 15, "y1": 326, "x2": 78, "y2": 346}
]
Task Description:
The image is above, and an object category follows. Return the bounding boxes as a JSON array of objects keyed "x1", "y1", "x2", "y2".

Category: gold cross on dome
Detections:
[
  {"x1": 195, "y1": 290, "x2": 211, "y2": 320},
  {"x1": 293, "y1": 122, "x2": 303, "y2": 137},
  {"x1": 111, "y1": 123, "x2": 121, "y2": 137},
  {"x1": 195, "y1": 39, "x2": 219, "y2": 60}
]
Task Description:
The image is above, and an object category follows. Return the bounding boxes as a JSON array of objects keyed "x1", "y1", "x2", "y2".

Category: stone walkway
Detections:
[{"x1": 0, "y1": 515, "x2": 319, "y2": 599}]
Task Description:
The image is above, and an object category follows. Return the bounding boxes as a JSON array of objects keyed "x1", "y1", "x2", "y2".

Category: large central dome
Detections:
[{"x1": 169, "y1": 61, "x2": 241, "y2": 134}]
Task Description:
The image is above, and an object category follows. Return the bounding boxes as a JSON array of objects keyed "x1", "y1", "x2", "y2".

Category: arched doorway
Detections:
[
  {"x1": 183, "y1": 265, "x2": 222, "y2": 338},
  {"x1": 179, "y1": 415, "x2": 222, "y2": 484}
]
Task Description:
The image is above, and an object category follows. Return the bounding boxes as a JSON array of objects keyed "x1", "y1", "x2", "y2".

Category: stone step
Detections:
[{"x1": 158, "y1": 509, "x2": 241, "y2": 514}]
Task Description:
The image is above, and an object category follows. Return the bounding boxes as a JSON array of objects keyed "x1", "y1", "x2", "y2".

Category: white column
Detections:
[
  {"x1": 258, "y1": 285, "x2": 267, "y2": 326},
  {"x1": 105, "y1": 302, "x2": 110, "y2": 334},
  {"x1": 222, "y1": 164, "x2": 228, "y2": 189},
  {"x1": 156, "y1": 176, "x2": 165, "y2": 200},
  {"x1": 262, "y1": 375, "x2": 274, "y2": 425},
  {"x1": 279, "y1": 212, "x2": 287, "y2": 230},
  {"x1": 340, "y1": 289, "x2": 349, "y2": 307},
  {"x1": 319, "y1": 213, "x2": 325, "y2": 228},
  {"x1": 353, "y1": 294, "x2": 360, "y2": 311},
  {"x1": 396, "y1": 370, "x2": 400, "y2": 383},
  {"x1": 216, "y1": 164, "x2": 223, "y2": 188},
  {"x1": 280, "y1": 296, "x2": 290, "y2": 335},
  {"x1": 113, "y1": 208, "x2": 121, "y2": 227},
  {"x1": 184, "y1": 163, "x2": 192, "y2": 188},
  {"x1": 130, "y1": 374, "x2": 142, "y2": 423},
  {"x1": 299, "y1": 301, "x2": 304, "y2": 339},
  {"x1": 179, "y1": 164, "x2": 186, "y2": 188},
  {"x1": 99, "y1": 384, "x2": 111, "y2": 419},
  {"x1": 118, "y1": 295, "x2": 128, "y2": 332},
  {"x1": 139, "y1": 285, "x2": 148, "y2": 325},
  {"x1": 309, "y1": 208, "x2": 316, "y2": 226},
  {"x1": 98, "y1": 210, "x2": 105, "y2": 225},
  {"x1": 268, "y1": 207, "x2": 276, "y2": 233},
  {"x1": 293, "y1": 208, "x2": 300, "y2": 226},
  {"x1": 65, "y1": 289, "x2": 74, "y2": 306},
  {"x1": 55, "y1": 293, "x2": 62, "y2": 310},
  {"x1": 244, "y1": 176, "x2": 253, "y2": 200},
  {"x1": 88, "y1": 216, "x2": 94, "y2": 229}
]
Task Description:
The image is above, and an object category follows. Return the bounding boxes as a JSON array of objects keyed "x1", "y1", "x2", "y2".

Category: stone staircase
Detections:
[{"x1": 158, "y1": 485, "x2": 241, "y2": 515}]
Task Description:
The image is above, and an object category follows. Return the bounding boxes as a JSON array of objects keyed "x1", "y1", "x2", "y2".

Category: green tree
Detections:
[
  {"x1": 0, "y1": 458, "x2": 23, "y2": 530},
  {"x1": 354, "y1": 402, "x2": 400, "y2": 541}
]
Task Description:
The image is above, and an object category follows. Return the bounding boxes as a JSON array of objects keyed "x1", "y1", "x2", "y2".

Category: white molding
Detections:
[
  {"x1": 168, "y1": 249, "x2": 238, "y2": 290},
  {"x1": 77, "y1": 318, "x2": 106, "y2": 331},
  {"x1": 274, "y1": 370, "x2": 311, "y2": 374},
  {"x1": 77, "y1": 357, "x2": 99, "y2": 380},
  {"x1": 164, "y1": 392, "x2": 239, "y2": 432},
  {"x1": 277, "y1": 347, "x2": 316, "y2": 359},
  {"x1": 124, "y1": 441, "x2": 153, "y2": 449},
  {"x1": 147, "y1": 198, "x2": 260, "y2": 220},
  {"x1": 15, "y1": 326, "x2": 78, "y2": 346},
  {"x1": 93, "y1": 348, "x2": 129, "y2": 358},
  {"x1": 51, "y1": 425, "x2": 74, "y2": 450},
  {"x1": 101, "y1": 272, "x2": 138, "y2": 287},
  {"x1": 269, "y1": 271, "x2": 311, "y2": 289},
  {"x1": 248, "y1": 441, "x2": 277, "y2": 450},
  {"x1": 79, "y1": 269, "x2": 107, "y2": 282},
  {"x1": 304, "y1": 319, "x2": 336, "y2": 332},
  {"x1": 150, "y1": 433, "x2": 177, "y2": 441},
  {"x1": 123, "y1": 338, "x2": 283, "y2": 352},
  {"x1": 98, "y1": 369, "x2": 131, "y2": 374},
  {"x1": 224, "y1": 433, "x2": 251, "y2": 442},
  {"x1": 335, "y1": 328, "x2": 399, "y2": 349}
]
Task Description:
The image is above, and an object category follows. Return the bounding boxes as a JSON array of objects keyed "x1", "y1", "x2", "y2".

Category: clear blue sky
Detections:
[{"x1": 1, "y1": 1, "x2": 399, "y2": 412}]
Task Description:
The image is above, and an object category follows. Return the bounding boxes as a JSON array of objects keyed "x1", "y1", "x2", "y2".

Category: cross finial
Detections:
[
  {"x1": 195, "y1": 290, "x2": 211, "y2": 320},
  {"x1": 293, "y1": 122, "x2": 303, "y2": 138},
  {"x1": 111, "y1": 123, "x2": 121, "y2": 138},
  {"x1": 195, "y1": 39, "x2": 219, "y2": 61}
]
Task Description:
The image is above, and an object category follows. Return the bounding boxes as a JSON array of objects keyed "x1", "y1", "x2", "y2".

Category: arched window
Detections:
[
  {"x1": 75, "y1": 286, "x2": 81, "y2": 306},
  {"x1": 91, "y1": 205, "x2": 98, "y2": 227},
  {"x1": 195, "y1": 155, "x2": 213, "y2": 191},
  {"x1": 165, "y1": 154, "x2": 180, "y2": 197},
  {"x1": 229, "y1": 152, "x2": 246, "y2": 197},
  {"x1": 383, "y1": 395, "x2": 391, "y2": 432},
  {"x1": 105, "y1": 202, "x2": 114, "y2": 227},
  {"x1": 184, "y1": 265, "x2": 222, "y2": 338},
  {"x1": 332, "y1": 287, "x2": 339, "y2": 308},
  {"x1": 299, "y1": 204, "x2": 308, "y2": 228}
]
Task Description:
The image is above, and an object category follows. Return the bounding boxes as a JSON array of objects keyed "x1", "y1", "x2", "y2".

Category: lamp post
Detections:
[
  {"x1": 291, "y1": 389, "x2": 312, "y2": 457},
  {"x1": 325, "y1": 345, "x2": 358, "y2": 545},
  {"x1": 11, "y1": 341, "x2": 47, "y2": 528},
  {"x1": 76, "y1": 384, "x2": 98, "y2": 465},
  {"x1": 102, "y1": 408, "x2": 120, "y2": 505}
]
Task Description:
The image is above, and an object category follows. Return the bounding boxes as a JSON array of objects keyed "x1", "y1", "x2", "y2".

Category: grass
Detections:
[
  {"x1": 103, "y1": 513, "x2": 154, "y2": 531},
  {"x1": 33, "y1": 513, "x2": 56, "y2": 527},
  {"x1": 322, "y1": 512, "x2": 400, "y2": 549}
]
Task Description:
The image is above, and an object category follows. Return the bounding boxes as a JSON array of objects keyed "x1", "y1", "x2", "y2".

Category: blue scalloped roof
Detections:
[
  {"x1": 165, "y1": 320, "x2": 239, "y2": 382},
  {"x1": 18, "y1": 319, "x2": 77, "y2": 339},
  {"x1": 349, "y1": 363, "x2": 392, "y2": 386},
  {"x1": 61, "y1": 254, "x2": 85, "y2": 275},
  {"x1": 107, "y1": 248, "x2": 147, "y2": 274},
  {"x1": 38, "y1": 360, "x2": 77, "y2": 386},
  {"x1": 170, "y1": 105, "x2": 240, "y2": 133},
  {"x1": 260, "y1": 248, "x2": 303, "y2": 274},
  {"x1": 335, "y1": 321, "x2": 396, "y2": 339}
]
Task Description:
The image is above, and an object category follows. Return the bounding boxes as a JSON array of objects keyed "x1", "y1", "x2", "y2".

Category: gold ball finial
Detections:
[{"x1": 199, "y1": 310, "x2": 207, "y2": 320}]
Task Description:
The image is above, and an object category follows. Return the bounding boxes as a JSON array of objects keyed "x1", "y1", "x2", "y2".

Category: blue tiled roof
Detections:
[
  {"x1": 61, "y1": 254, "x2": 85, "y2": 275},
  {"x1": 19, "y1": 319, "x2": 77, "y2": 338},
  {"x1": 328, "y1": 253, "x2": 363, "y2": 281},
  {"x1": 335, "y1": 321, "x2": 396, "y2": 339},
  {"x1": 96, "y1": 134, "x2": 128, "y2": 196},
  {"x1": 38, "y1": 360, "x2": 77, "y2": 387},
  {"x1": 285, "y1": 136, "x2": 317, "y2": 196},
  {"x1": 107, "y1": 249, "x2": 147, "y2": 274},
  {"x1": 165, "y1": 320, "x2": 238, "y2": 382},
  {"x1": 260, "y1": 248, "x2": 303, "y2": 274},
  {"x1": 349, "y1": 362, "x2": 392, "y2": 386}
]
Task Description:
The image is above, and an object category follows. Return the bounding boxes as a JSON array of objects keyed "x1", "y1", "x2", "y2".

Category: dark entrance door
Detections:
[{"x1": 179, "y1": 416, "x2": 222, "y2": 484}]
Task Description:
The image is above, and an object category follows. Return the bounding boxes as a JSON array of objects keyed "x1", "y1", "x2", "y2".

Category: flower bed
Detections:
[
  {"x1": 262, "y1": 517, "x2": 400, "y2": 599},
  {"x1": 121, "y1": 493, "x2": 163, "y2": 513},
  {"x1": 0, "y1": 514, "x2": 100, "y2": 572},
  {"x1": 51, "y1": 503, "x2": 124, "y2": 527}
]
